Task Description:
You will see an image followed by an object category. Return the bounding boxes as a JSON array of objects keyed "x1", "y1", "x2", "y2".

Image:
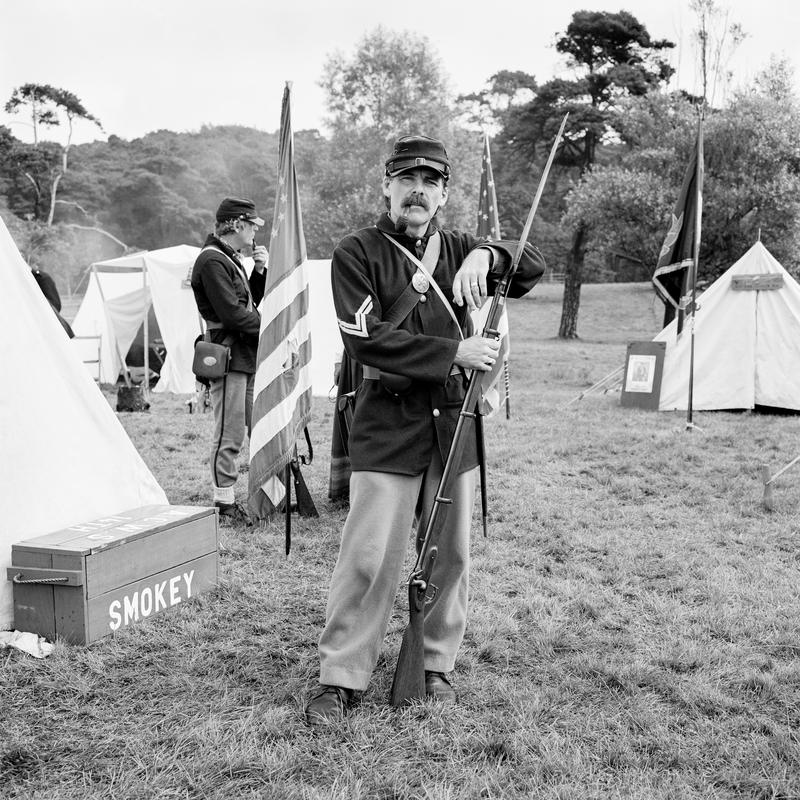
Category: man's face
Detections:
[
  {"x1": 234, "y1": 219, "x2": 259, "y2": 249},
  {"x1": 382, "y1": 167, "x2": 448, "y2": 231}
]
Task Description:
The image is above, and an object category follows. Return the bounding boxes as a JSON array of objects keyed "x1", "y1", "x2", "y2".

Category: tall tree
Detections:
[
  {"x1": 307, "y1": 27, "x2": 470, "y2": 257},
  {"x1": 4, "y1": 84, "x2": 102, "y2": 225},
  {"x1": 321, "y1": 26, "x2": 451, "y2": 137},
  {"x1": 690, "y1": 0, "x2": 746, "y2": 108},
  {"x1": 457, "y1": 71, "x2": 574, "y2": 273},
  {"x1": 502, "y1": 11, "x2": 674, "y2": 338},
  {"x1": 564, "y1": 79, "x2": 800, "y2": 288}
]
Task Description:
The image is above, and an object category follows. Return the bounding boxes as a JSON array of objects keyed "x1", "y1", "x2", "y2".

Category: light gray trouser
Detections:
[
  {"x1": 209, "y1": 371, "x2": 254, "y2": 498},
  {"x1": 318, "y1": 455, "x2": 478, "y2": 691}
]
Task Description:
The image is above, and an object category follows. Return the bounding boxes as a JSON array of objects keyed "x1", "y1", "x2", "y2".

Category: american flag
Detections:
[
  {"x1": 248, "y1": 84, "x2": 312, "y2": 518},
  {"x1": 474, "y1": 132, "x2": 511, "y2": 418}
]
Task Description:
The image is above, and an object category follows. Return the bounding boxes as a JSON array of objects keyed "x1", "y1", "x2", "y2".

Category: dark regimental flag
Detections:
[
  {"x1": 248, "y1": 84, "x2": 312, "y2": 518},
  {"x1": 652, "y1": 126, "x2": 704, "y2": 333},
  {"x1": 474, "y1": 133, "x2": 511, "y2": 417}
]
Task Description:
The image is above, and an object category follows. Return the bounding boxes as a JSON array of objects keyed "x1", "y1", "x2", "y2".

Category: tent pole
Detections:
[
  {"x1": 143, "y1": 266, "x2": 150, "y2": 398},
  {"x1": 686, "y1": 114, "x2": 704, "y2": 432},
  {"x1": 95, "y1": 265, "x2": 132, "y2": 388}
]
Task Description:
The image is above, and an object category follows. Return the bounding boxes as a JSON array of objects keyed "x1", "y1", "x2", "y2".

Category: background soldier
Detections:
[{"x1": 190, "y1": 198, "x2": 268, "y2": 524}]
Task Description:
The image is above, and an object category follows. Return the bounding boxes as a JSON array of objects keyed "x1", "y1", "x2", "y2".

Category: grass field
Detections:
[{"x1": 3, "y1": 282, "x2": 800, "y2": 799}]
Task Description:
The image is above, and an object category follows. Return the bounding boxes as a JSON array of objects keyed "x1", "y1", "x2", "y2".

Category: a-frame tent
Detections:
[
  {"x1": 1, "y1": 218, "x2": 168, "y2": 630},
  {"x1": 656, "y1": 241, "x2": 800, "y2": 411},
  {"x1": 71, "y1": 245, "x2": 202, "y2": 393}
]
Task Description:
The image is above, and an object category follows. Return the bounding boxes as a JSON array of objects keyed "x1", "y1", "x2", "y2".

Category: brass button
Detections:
[
  {"x1": 419, "y1": 294, "x2": 427, "y2": 302},
  {"x1": 432, "y1": 408, "x2": 440, "y2": 418}
]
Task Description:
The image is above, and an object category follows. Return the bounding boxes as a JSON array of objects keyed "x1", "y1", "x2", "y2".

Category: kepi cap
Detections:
[
  {"x1": 385, "y1": 135, "x2": 450, "y2": 180},
  {"x1": 215, "y1": 197, "x2": 265, "y2": 226}
]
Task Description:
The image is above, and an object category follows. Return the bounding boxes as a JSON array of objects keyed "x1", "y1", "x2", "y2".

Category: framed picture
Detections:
[{"x1": 620, "y1": 341, "x2": 666, "y2": 409}]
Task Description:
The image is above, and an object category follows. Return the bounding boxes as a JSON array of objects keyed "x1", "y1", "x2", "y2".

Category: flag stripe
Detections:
[
  {"x1": 250, "y1": 383, "x2": 313, "y2": 472},
  {"x1": 252, "y1": 336, "x2": 312, "y2": 417},
  {"x1": 254, "y1": 290, "x2": 310, "y2": 393},
  {"x1": 258, "y1": 260, "x2": 308, "y2": 330}
]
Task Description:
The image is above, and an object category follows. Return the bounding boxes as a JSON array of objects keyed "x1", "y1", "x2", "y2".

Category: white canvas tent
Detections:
[
  {"x1": 656, "y1": 241, "x2": 800, "y2": 411},
  {"x1": 72, "y1": 249, "x2": 340, "y2": 398},
  {"x1": 0, "y1": 217, "x2": 168, "y2": 629},
  {"x1": 71, "y1": 245, "x2": 202, "y2": 394},
  {"x1": 305, "y1": 259, "x2": 340, "y2": 397}
]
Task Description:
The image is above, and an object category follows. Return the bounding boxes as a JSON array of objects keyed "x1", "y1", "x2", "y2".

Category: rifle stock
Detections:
[
  {"x1": 389, "y1": 549, "x2": 435, "y2": 705},
  {"x1": 290, "y1": 458, "x2": 319, "y2": 518},
  {"x1": 389, "y1": 114, "x2": 568, "y2": 707},
  {"x1": 389, "y1": 351, "x2": 486, "y2": 707}
]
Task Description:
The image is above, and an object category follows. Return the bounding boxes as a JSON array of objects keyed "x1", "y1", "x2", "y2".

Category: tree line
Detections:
[{"x1": 2, "y1": 8, "x2": 799, "y2": 338}]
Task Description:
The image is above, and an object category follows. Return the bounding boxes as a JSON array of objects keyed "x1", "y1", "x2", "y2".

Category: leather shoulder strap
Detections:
[
  {"x1": 379, "y1": 231, "x2": 438, "y2": 329},
  {"x1": 383, "y1": 282, "x2": 421, "y2": 328},
  {"x1": 201, "y1": 244, "x2": 255, "y2": 311},
  {"x1": 381, "y1": 231, "x2": 463, "y2": 339}
]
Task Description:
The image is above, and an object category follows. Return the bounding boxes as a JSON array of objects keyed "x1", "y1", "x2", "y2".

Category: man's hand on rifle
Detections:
[
  {"x1": 454, "y1": 334, "x2": 500, "y2": 372},
  {"x1": 452, "y1": 249, "x2": 492, "y2": 311}
]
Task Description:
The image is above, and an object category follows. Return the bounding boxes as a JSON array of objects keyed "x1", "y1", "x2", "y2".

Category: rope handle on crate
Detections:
[{"x1": 12, "y1": 573, "x2": 70, "y2": 585}]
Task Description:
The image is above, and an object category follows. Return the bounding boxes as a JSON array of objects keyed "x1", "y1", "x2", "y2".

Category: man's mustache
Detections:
[
  {"x1": 394, "y1": 193, "x2": 433, "y2": 232},
  {"x1": 402, "y1": 193, "x2": 429, "y2": 210}
]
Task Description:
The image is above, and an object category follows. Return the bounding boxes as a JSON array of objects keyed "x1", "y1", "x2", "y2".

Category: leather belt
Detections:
[{"x1": 363, "y1": 364, "x2": 462, "y2": 380}]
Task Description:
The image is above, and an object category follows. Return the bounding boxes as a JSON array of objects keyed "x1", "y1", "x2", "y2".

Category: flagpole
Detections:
[{"x1": 686, "y1": 111, "x2": 704, "y2": 431}]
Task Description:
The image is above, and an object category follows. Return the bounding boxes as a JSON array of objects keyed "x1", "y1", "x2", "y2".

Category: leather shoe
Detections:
[
  {"x1": 305, "y1": 684, "x2": 353, "y2": 725},
  {"x1": 425, "y1": 671, "x2": 456, "y2": 704},
  {"x1": 215, "y1": 501, "x2": 251, "y2": 526}
]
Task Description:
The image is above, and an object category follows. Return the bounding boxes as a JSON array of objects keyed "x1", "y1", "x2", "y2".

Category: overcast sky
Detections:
[{"x1": 2, "y1": 0, "x2": 797, "y2": 144}]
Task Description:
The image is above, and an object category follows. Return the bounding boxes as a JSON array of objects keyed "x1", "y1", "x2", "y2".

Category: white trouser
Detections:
[{"x1": 318, "y1": 455, "x2": 477, "y2": 691}]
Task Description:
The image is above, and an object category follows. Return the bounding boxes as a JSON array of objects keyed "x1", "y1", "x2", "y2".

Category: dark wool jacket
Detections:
[
  {"x1": 190, "y1": 234, "x2": 266, "y2": 374},
  {"x1": 332, "y1": 213, "x2": 545, "y2": 475},
  {"x1": 32, "y1": 269, "x2": 62, "y2": 311}
]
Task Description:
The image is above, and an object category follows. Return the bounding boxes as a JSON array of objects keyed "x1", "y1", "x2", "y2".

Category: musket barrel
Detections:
[{"x1": 510, "y1": 113, "x2": 569, "y2": 274}]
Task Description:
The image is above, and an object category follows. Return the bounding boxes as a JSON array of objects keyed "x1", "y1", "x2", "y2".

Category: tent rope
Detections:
[{"x1": 561, "y1": 365, "x2": 624, "y2": 409}]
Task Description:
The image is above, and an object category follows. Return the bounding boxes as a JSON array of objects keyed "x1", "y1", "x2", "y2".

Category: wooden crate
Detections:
[{"x1": 6, "y1": 505, "x2": 218, "y2": 644}]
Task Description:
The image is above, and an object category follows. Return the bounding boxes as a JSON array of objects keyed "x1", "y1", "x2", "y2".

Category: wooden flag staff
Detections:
[{"x1": 685, "y1": 113, "x2": 704, "y2": 432}]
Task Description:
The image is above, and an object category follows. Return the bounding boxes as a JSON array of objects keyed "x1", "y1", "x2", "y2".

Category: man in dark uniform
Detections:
[
  {"x1": 190, "y1": 198, "x2": 268, "y2": 524},
  {"x1": 305, "y1": 135, "x2": 545, "y2": 724},
  {"x1": 32, "y1": 267, "x2": 74, "y2": 338}
]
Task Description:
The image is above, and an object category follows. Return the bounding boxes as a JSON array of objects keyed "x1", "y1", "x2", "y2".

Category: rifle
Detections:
[
  {"x1": 389, "y1": 114, "x2": 568, "y2": 707},
  {"x1": 283, "y1": 428, "x2": 318, "y2": 556}
]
